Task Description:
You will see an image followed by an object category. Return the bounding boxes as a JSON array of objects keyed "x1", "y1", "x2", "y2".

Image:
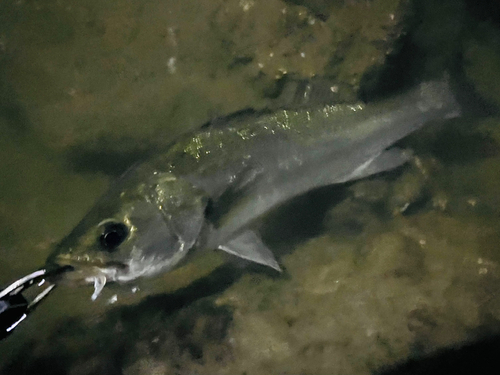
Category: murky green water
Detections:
[{"x1": 1, "y1": 0, "x2": 499, "y2": 374}]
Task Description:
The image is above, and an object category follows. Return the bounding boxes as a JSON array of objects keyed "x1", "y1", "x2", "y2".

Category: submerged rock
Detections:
[
  {"x1": 2, "y1": 120, "x2": 500, "y2": 375},
  {"x1": 209, "y1": 211, "x2": 500, "y2": 375},
  {"x1": 0, "y1": 0, "x2": 408, "y2": 160},
  {"x1": 2, "y1": 1, "x2": 500, "y2": 374},
  {"x1": 464, "y1": 23, "x2": 500, "y2": 107}
]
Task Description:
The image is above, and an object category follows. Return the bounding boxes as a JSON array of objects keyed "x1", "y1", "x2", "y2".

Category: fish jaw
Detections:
[
  {"x1": 51, "y1": 264, "x2": 116, "y2": 300},
  {"x1": 49, "y1": 253, "x2": 124, "y2": 300},
  {"x1": 53, "y1": 244, "x2": 192, "y2": 300}
]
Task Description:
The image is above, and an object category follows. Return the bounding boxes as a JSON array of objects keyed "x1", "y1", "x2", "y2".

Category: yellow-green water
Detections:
[{"x1": 0, "y1": 0, "x2": 500, "y2": 374}]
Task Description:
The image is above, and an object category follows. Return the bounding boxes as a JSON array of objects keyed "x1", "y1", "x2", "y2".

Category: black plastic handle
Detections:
[{"x1": 0, "y1": 293, "x2": 29, "y2": 340}]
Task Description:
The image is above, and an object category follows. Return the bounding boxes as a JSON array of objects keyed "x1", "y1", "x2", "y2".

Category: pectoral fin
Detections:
[{"x1": 218, "y1": 230, "x2": 281, "y2": 272}]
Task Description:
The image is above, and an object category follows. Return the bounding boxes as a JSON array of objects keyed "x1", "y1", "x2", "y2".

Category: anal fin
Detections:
[
  {"x1": 348, "y1": 147, "x2": 412, "y2": 181},
  {"x1": 218, "y1": 230, "x2": 281, "y2": 272}
]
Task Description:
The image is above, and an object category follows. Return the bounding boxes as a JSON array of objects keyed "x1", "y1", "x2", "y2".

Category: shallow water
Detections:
[{"x1": 1, "y1": 0, "x2": 500, "y2": 374}]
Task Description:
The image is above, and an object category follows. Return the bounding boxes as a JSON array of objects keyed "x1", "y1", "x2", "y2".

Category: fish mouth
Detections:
[
  {"x1": 50, "y1": 256, "x2": 129, "y2": 301},
  {"x1": 52, "y1": 253, "x2": 128, "y2": 272}
]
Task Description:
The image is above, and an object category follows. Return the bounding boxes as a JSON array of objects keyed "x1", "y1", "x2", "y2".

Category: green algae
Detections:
[
  {"x1": 1, "y1": 0, "x2": 500, "y2": 374},
  {"x1": 464, "y1": 24, "x2": 500, "y2": 107},
  {"x1": 208, "y1": 206, "x2": 500, "y2": 375},
  {"x1": 0, "y1": 0, "x2": 407, "y2": 157}
]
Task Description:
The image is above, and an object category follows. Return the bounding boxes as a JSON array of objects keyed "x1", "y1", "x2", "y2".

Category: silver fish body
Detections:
[{"x1": 48, "y1": 79, "x2": 460, "y2": 299}]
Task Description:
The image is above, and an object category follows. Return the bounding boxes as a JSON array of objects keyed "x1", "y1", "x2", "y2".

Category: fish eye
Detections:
[{"x1": 99, "y1": 222, "x2": 129, "y2": 252}]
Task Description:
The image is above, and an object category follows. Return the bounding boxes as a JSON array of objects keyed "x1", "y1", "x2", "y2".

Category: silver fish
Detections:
[{"x1": 47, "y1": 79, "x2": 460, "y2": 300}]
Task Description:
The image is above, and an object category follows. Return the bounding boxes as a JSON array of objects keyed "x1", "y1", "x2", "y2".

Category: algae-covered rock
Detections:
[
  {"x1": 4, "y1": 155, "x2": 500, "y2": 375},
  {"x1": 0, "y1": 0, "x2": 408, "y2": 159},
  {"x1": 409, "y1": 1, "x2": 500, "y2": 106},
  {"x1": 323, "y1": 197, "x2": 382, "y2": 237},
  {"x1": 2, "y1": 1, "x2": 500, "y2": 375},
  {"x1": 349, "y1": 179, "x2": 389, "y2": 203},
  {"x1": 387, "y1": 164, "x2": 428, "y2": 214},
  {"x1": 209, "y1": 211, "x2": 500, "y2": 375},
  {"x1": 464, "y1": 23, "x2": 500, "y2": 107}
]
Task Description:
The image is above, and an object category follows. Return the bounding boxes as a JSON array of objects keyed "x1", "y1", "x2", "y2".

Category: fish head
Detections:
[{"x1": 46, "y1": 171, "x2": 208, "y2": 300}]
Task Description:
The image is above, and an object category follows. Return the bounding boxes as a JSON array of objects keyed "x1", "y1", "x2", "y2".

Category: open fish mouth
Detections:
[
  {"x1": 72, "y1": 265, "x2": 127, "y2": 301},
  {"x1": 52, "y1": 257, "x2": 129, "y2": 300}
]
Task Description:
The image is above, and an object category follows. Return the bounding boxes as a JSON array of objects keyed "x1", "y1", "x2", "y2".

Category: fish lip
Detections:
[
  {"x1": 52, "y1": 253, "x2": 128, "y2": 271},
  {"x1": 53, "y1": 254, "x2": 104, "y2": 268},
  {"x1": 45, "y1": 265, "x2": 75, "y2": 278}
]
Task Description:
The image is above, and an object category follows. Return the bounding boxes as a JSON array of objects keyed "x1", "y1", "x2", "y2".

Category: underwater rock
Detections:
[
  {"x1": 323, "y1": 197, "x2": 382, "y2": 237},
  {"x1": 2, "y1": 1, "x2": 500, "y2": 374},
  {"x1": 349, "y1": 179, "x2": 390, "y2": 203},
  {"x1": 3, "y1": 202, "x2": 499, "y2": 375},
  {"x1": 0, "y1": 0, "x2": 408, "y2": 161},
  {"x1": 464, "y1": 23, "x2": 500, "y2": 107},
  {"x1": 208, "y1": 211, "x2": 500, "y2": 375},
  {"x1": 388, "y1": 168, "x2": 428, "y2": 215}
]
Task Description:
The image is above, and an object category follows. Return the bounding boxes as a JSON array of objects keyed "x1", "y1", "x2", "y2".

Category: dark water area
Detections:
[{"x1": 0, "y1": 0, "x2": 500, "y2": 374}]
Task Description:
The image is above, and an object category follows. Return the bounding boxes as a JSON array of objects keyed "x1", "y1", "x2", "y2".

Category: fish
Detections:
[{"x1": 46, "y1": 78, "x2": 461, "y2": 300}]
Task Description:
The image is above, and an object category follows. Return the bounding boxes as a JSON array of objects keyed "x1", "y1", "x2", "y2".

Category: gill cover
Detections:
[
  {"x1": 137, "y1": 172, "x2": 208, "y2": 263},
  {"x1": 46, "y1": 169, "x2": 209, "y2": 300}
]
